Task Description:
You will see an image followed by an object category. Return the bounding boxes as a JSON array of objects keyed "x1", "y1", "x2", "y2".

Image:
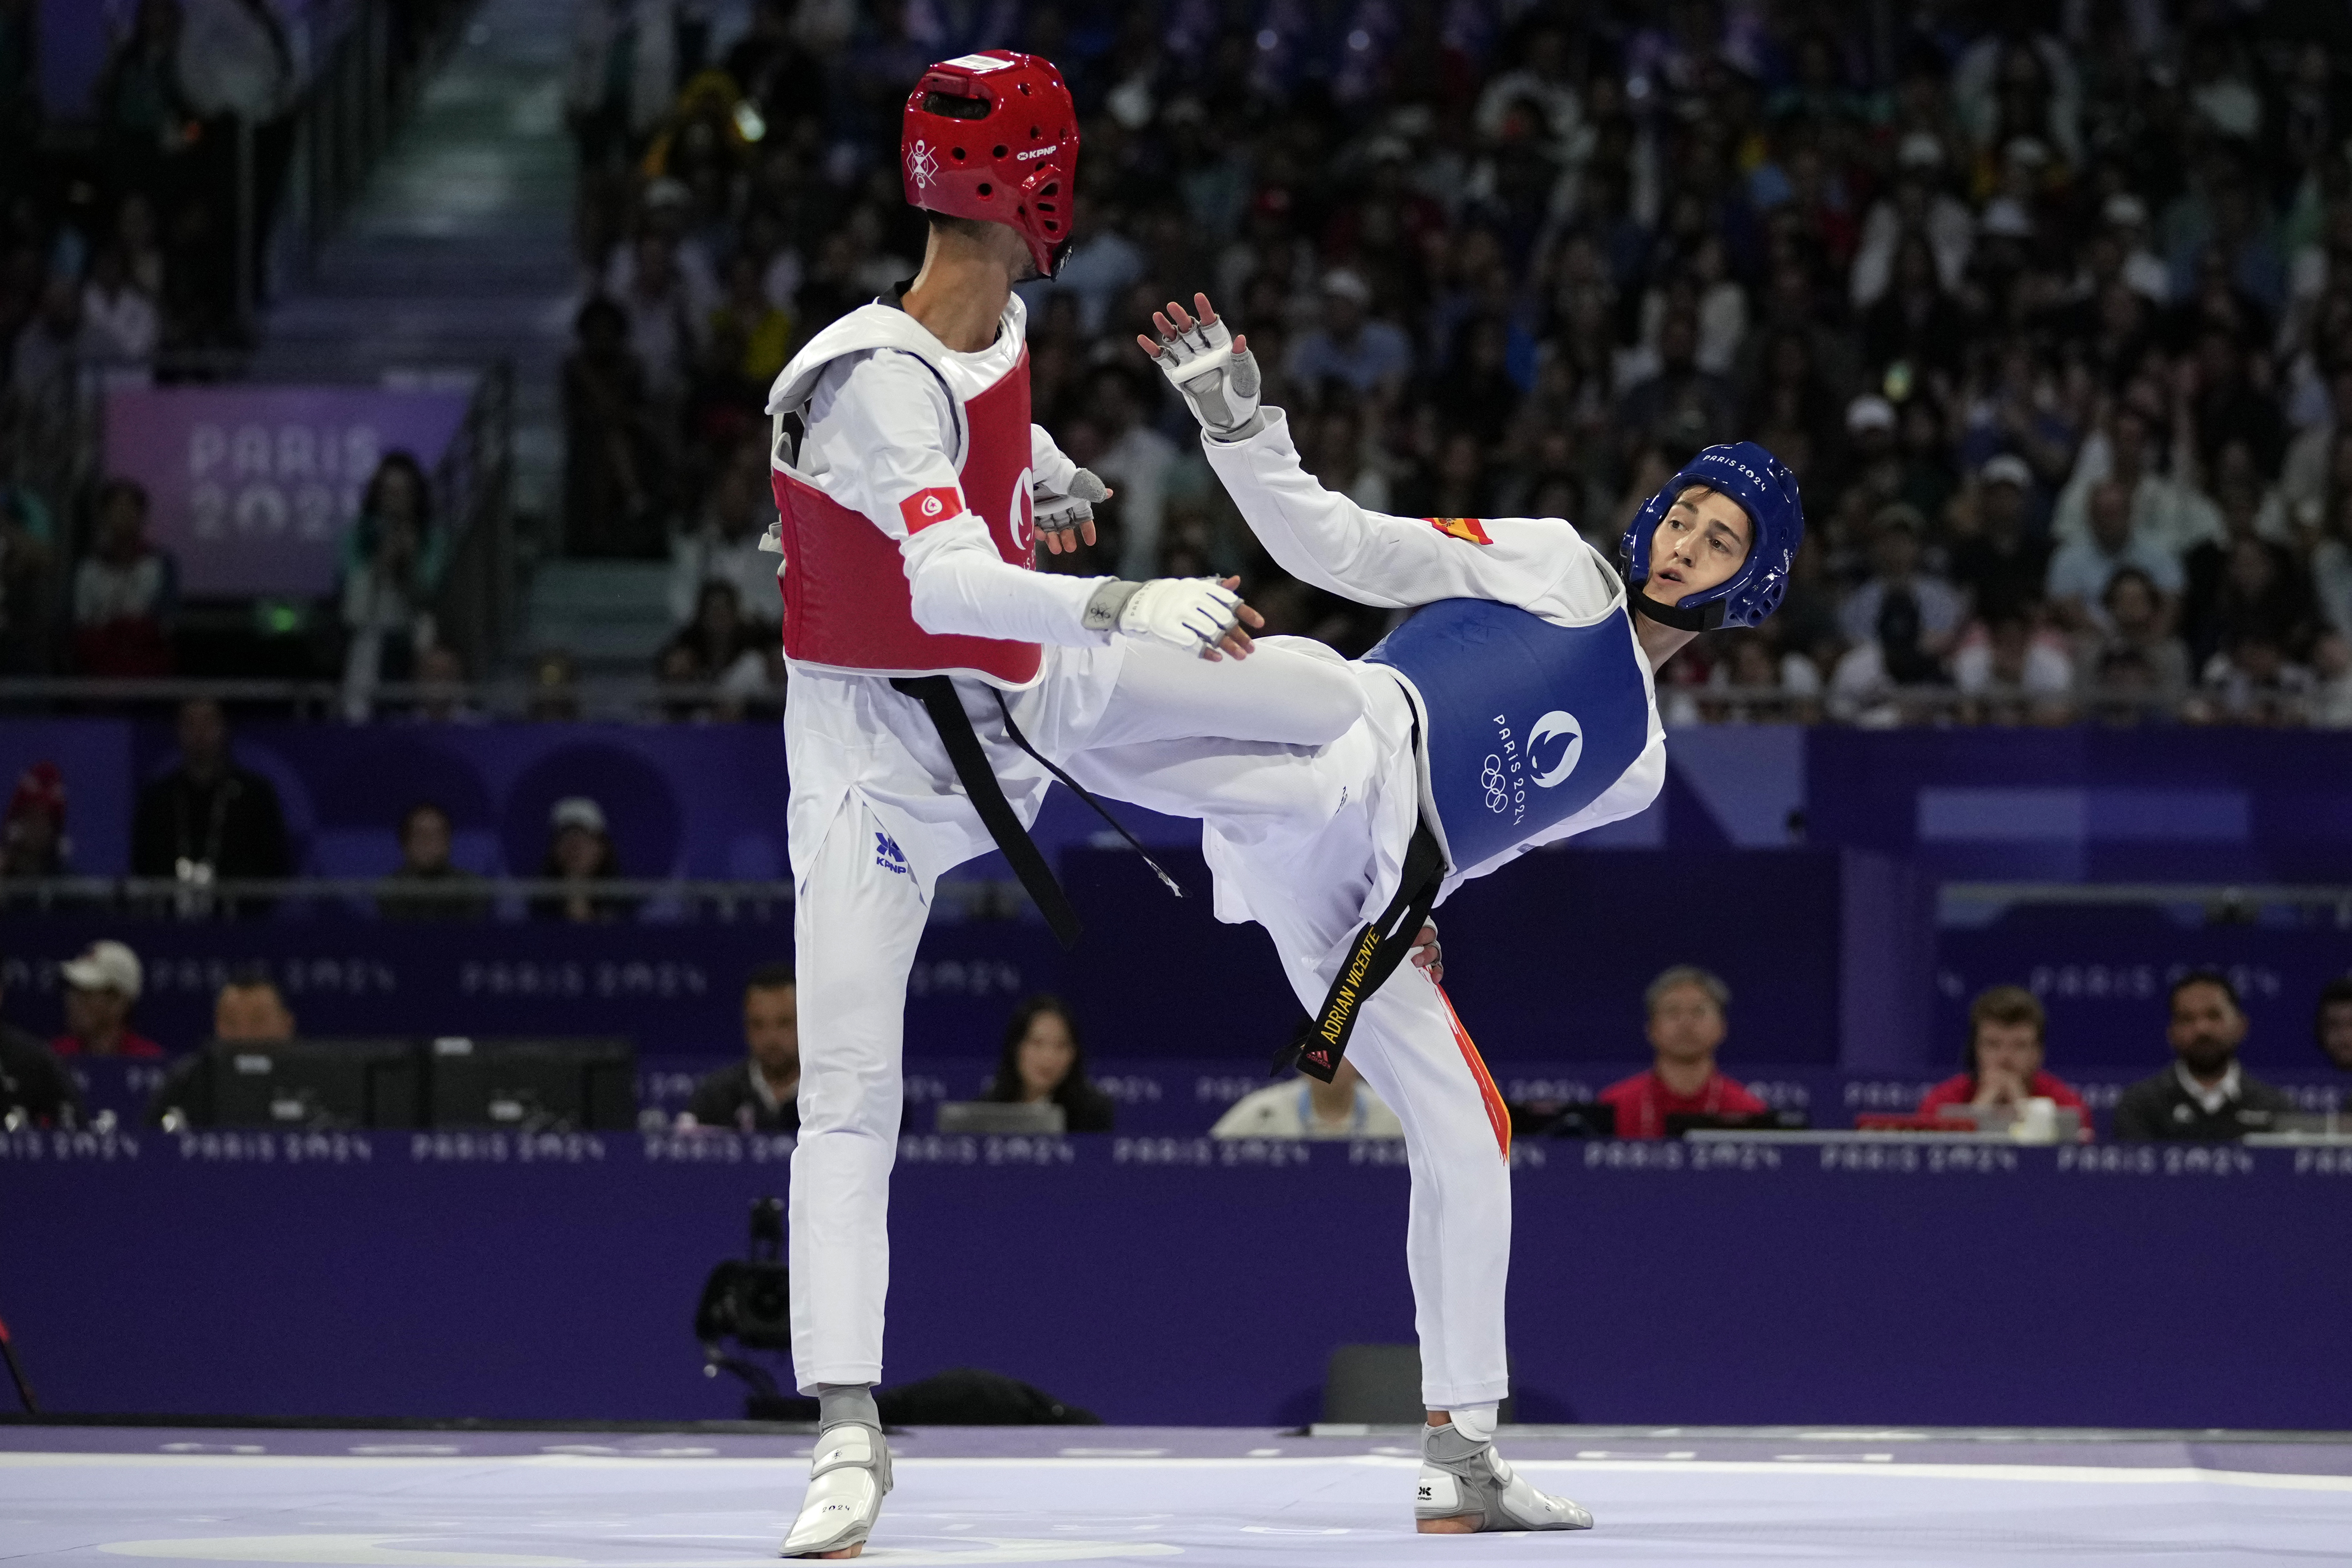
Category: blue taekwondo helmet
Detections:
[{"x1": 1618, "y1": 441, "x2": 1804, "y2": 631}]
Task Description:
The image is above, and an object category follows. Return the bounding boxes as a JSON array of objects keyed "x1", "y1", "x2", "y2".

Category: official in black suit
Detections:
[{"x1": 2113, "y1": 970, "x2": 2294, "y2": 1141}]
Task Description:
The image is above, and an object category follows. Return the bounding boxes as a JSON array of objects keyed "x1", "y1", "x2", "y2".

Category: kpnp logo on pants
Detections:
[
  {"x1": 874, "y1": 832, "x2": 911, "y2": 875},
  {"x1": 897, "y1": 486, "x2": 964, "y2": 532}
]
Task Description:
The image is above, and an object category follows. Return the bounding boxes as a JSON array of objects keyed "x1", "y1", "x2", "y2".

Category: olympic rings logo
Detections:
[{"x1": 1480, "y1": 755, "x2": 1509, "y2": 813}]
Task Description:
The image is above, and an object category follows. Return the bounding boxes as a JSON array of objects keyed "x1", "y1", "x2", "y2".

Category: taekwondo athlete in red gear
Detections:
[
  {"x1": 765, "y1": 59, "x2": 1366, "y2": 1559},
  {"x1": 1095, "y1": 293, "x2": 1804, "y2": 1537}
]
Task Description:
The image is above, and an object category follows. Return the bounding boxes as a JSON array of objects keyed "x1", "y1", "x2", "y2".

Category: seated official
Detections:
[
  {"x1": 1917, "y1": 985, "x2": 2092, "y2": 1135},
  {"x1": 376, "y1": 802, "x2": 490, "y2": 921},
  {"x1": 979, "y1": 994, "x2": 1116, "y2": 1133},
  {"x1": 1, "y1": 966, "x2": 81, "y2": 1128},
  {"x1": 1599, "y1": 965, "x2": 1766, "y2": 1139},
  {"x1": 681, "y1": 963, "x2": 801, "y2": 1133},
  {"x1": 213, "y1": 970, "x2": 296, "y2": 1042},
  {"x1": 2113, "y1": 970, "x2": 2294, "y2": 1141},
  {"x1": 1213, "y1": 1059, "x2": 1404, "y2": 1139},
  {"x1": 2316, "y1": 977, "x2": 2352, "y2": 1073},
  {"x1": 51, "y1": 940, "x2": 162, "y2": 1059}
]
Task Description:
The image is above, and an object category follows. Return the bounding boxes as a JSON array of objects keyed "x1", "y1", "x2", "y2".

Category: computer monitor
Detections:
[
  {"x1": 935, "y1": 1101, "x2": 1065, "y2": 1135},
  {"x1": 1664, "y1": 1108, "x2": 1808, "y2": 1137},
  {"x1": 427, "y1": 1037, "x2": 637, "y2": 1132},
  {"x1": 201, "y1": 1039, "x2": 425, "y2": 1129},
  {"x1": 1509, "y1": 1100, "x2": 1616, "y2": 1138}
]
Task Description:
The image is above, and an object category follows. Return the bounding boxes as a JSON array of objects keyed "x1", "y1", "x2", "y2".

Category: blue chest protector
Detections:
[{"x1": 1364, "y1": 597, "x2": 1654, "y2": 873}]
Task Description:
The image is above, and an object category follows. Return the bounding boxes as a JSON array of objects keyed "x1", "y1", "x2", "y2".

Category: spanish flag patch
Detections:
[{"x1": 1427, "y1": 516, "x2": 1492, "y2": 545}]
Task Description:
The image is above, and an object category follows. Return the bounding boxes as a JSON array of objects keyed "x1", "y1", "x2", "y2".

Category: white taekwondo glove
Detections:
[
  {"x1": 1032, "y1": 466, "x2": 1109, "y2": 538},
  {"x1": 1150, "y1": 311, "x2": 1265, "y2": 442},
  {"x1": 1083, "y1": 576, "x2": 1244, "y2": 657}
]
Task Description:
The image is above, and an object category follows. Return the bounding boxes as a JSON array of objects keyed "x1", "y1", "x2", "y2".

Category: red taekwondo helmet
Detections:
[{"x1": 901, "y1": 51, "x2": 1079, "y2": 278}]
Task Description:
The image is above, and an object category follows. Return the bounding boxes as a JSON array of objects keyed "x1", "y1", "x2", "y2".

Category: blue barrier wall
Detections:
[
  {"x1": 6, "y1": 719, "x2": 2348, "y2": 879},
  {"x1": 7, "y1": 1129, "x2": 2349, "y2": 1429}
]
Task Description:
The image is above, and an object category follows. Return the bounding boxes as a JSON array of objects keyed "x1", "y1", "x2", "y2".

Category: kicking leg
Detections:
[
  {"x1": 1085, "y1": 636, "x2": 1365, "y2": 749},
  {"x1": 783, "y1": 795, "x2": 925, "y2": 1558}
]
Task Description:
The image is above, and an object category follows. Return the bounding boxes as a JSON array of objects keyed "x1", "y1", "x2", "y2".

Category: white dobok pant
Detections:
[
  {"x1": 785, "y1": 637, "x2": 1363, "y2": 1393},
  {"x1": 1063, "y1": 644, "x2": 1513, "y2": 1411}
]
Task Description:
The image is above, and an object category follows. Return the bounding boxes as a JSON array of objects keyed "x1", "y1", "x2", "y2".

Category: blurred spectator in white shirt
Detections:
[
  {"x1": 669, "y1": 443, "x2": 780, "y2": 630},
  {"x1": 1955, "y1": 611, "x2": 2075, "y2": 724},
  {"x1": 2189, "y1": 630, "x2": 2315, "y2": 725},
  {"x1": 2052, "y1": 407, "x2": 2223, "y2": 557},
  {"x1": 2309, "y1": 632, "x2": 2352, "y2": 727},
  {"x1": 81, "y1": 248, "x2": 159, "y2": 365},
  {"x1": 1212, "y1": 1059, "x2": 1403, "y2": 1140},
  {"x1": 2047, "y1": 480, "x2": 2185, "y2": 631},
  {"x1": 1850, "y1": 133, "x2": 1975, "y2": 308},
  {"x1": 71, "y1": 479, "x2": 175, "y2": 677},
  {"x1": 1085, "y1": 365, "x2": 1178, "y2": 581}
]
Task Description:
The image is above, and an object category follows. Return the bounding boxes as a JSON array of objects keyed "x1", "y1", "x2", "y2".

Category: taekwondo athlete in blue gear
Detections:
[{"x1": 1092, "y1": 292, "x2": 1801, "y2": 1538}]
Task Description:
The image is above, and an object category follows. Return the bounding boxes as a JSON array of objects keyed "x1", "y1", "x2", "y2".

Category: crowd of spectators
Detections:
[
  {"x1": 555, "y1": 0, "x2": 2352, "y2": 727},
  {"x1": 0, "y1": 0, "x2": 467, "y2": 679}
]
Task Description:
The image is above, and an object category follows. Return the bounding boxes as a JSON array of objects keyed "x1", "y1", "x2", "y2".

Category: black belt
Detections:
[
  {"x1": 1273, "y1": 817, "x2": 1447, "y2": 1083},
  {"x1": 891, "y1": 675, "x2": 1183, "y2": 954}
]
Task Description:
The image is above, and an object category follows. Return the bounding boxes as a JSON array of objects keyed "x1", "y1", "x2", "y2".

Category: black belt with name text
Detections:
[{"x1": 1273, "y1": 816, "x2": 1448, "y2": 1083}]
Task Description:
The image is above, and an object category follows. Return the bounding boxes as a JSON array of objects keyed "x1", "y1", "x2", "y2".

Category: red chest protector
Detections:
[{"x1": 772, "y1": 342, "x2": 1040, "y2": 687}]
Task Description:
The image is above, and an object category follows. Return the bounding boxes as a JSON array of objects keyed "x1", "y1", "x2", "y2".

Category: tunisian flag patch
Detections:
[
  {"x1": 898, "y1": 486, "x2": 965, "y2": 533},
  {"x1": 1427, "y1": 516, "x2": 1492, "y2": 545}
]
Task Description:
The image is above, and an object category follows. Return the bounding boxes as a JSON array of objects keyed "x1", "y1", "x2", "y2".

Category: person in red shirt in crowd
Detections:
[
  {"x1": 1916, "y1": 985, "x2": 2092, "y2": 1137},
  {"x1": 1600, "y1": 966, "x2": 1767, "y2": 1139},
  {"x1": 48, "y1": 940, "x2": 163, "y2": 1059}
]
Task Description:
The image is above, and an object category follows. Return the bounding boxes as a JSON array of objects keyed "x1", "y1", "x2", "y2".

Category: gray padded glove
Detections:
[
  {"x1": 1033, "y1": 466, "x2": 1110, "y2": 536},
  {"x1": 1150, "y1": 311, "x2": 1265, "y2": 441}
]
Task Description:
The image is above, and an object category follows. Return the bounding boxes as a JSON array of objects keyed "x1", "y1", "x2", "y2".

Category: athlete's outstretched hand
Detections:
[
  {"x1": 1115, "y1": 574, "x2": 1265, "y2": 660},
  {"x1": 1034, "y1": 467, "x2": 1112, "y2": 556},
  {"x1": 1138, "y1": 293, "x2": 1265, "y2": 442}
]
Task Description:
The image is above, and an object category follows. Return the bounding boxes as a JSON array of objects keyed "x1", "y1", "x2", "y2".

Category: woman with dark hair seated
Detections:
[{"x1": 981, "y1": 994, "x2": 1115, "y2": 1132}]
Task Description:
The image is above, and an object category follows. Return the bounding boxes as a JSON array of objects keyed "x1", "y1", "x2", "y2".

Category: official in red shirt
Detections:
[
  {"x1": 1916, "y1": 984, "x2": 2092, "y2": 1137},
  {"x1": 48, "y1": 940, "x2": 163, "y2": 1059},
  {"x1": 1600, "y1": 965, "x2": 1767, "y2": 1139}
]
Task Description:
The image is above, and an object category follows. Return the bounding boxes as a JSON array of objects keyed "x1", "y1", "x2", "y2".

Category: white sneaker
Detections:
[
  {"x1": 780, "y1": 1422, "x2": 892, "y2": 1558},
  {"x1": 1414, "y1": 1422, "x2": 1593, "y2": 1533}
]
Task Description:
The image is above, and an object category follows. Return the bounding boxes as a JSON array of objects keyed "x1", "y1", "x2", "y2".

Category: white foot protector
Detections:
[
  {"x1": 780, "y1": 1422, "x2": 892, "y2": 1558},
  {"x1": 1414, "y1": 1422, "x2": 1594, "y2": 1533}
]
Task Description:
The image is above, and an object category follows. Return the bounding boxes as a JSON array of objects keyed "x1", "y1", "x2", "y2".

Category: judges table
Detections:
[{"x1": 6, "y1": 1127, "x2": 2349, "y2": 1431}]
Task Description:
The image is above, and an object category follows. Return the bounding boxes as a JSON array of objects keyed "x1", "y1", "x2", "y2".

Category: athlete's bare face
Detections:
[{"x1": 1643, "y1": 487, "x2": 1752, "y2": 606}]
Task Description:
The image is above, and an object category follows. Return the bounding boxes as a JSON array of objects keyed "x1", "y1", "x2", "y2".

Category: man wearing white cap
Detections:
[
  {"x1": 50, "y1": 940, "x2": 161, "y2": 1059},
  {"x1": 1951, "y1": 454, "x2": 2053, "y2": 624}
]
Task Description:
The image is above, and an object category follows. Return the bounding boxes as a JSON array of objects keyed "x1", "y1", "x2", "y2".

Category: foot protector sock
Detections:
[
  {"x1": 781, "y1": 1394, "x2": 892, "y2": 1558},
  {"x1": 1415, "y1": 1420, "x2": 1595, "y2": 1532}
]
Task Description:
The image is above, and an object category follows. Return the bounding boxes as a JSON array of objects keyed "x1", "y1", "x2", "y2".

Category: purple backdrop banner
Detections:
[
  {"x1": 103, "y1": 386, "x2": 471, "y2": 596},
  {"x1": 8, "y1": 1132, "x2": 2351, "y2": 1429}
]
